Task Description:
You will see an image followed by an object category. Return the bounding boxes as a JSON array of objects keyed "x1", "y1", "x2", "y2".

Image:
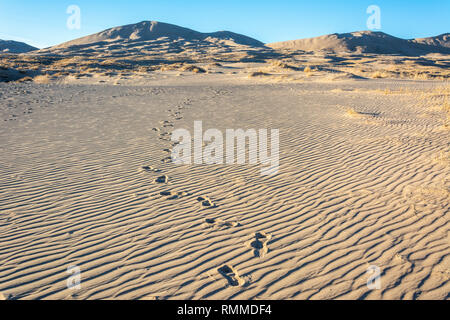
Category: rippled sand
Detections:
[{"x1": 0, "y1": 77, "x2": 448, "y2": 300}]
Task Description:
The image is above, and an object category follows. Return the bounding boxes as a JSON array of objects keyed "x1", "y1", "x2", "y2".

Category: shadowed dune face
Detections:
[{"x1": 0, "y1": 40, "x2": 37, "y2": 53}]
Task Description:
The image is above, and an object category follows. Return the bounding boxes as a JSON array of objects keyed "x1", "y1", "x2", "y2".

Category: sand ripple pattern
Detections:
[{"x1": 0, "y1": 82, "x2": 448, "y2": 300}]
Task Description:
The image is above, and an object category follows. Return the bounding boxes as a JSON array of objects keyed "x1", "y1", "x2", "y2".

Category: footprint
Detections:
[
  {"x1": 159, "y1": 120, "x2": 174, "y2": 127},
  {"x1": 197, "y1": 196, "x2": 216, "y2": 208},
  {"x1": 161, "y1": 157, "x2": 172, "y2": 164},
  {"x1": 155, "y1": 175, "x2": 169, "y2": 184},
  {"x1": 218, "y1": 265, "x2": 243, "y2": 287},
  {"x1": 250, "y1": 232, "x2": 271, "y2": 258},
  {"x1": 204, "y1": 218, "x2": 240, "y2": 228},
  {"x1": 160, "y1": 191, "x2": 189, "y2": 200},
  {"x1": 0, "y1": 291, "x2": 10, "y2": 300},
  {"x1": 222, "y1": 221, "x2": 240, "y2": 227},
  {"x1": 205, "y1": 218, "x2": 217, "y2": 225},
  {"x1": 141, "y1": 166, "x2": 160, "y2": 173},
  {"x1": 159, "y1": 132, "x2": 171, "y2": 138}
]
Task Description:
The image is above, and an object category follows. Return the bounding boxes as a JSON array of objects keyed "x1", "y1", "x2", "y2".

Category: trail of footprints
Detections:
[
  {"x1": 144, "y1": 91, "x2": 271, "y2": 288},
  {"x1": 146, "y1": 97, "x2": 221, "y2": 207},
  {"x1": 215, "y1": 233, "x2": 272, "y2": 287}
]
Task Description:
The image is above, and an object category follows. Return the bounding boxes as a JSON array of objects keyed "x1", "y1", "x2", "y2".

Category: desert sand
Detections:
[{"x1": 0, "y1": 21, "x2": 449, "y2": 300}]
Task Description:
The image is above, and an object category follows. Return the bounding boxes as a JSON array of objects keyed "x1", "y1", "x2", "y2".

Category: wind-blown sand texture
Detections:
[{"x1": 0, "y1": 77, "x2": 448, "y2": 300}]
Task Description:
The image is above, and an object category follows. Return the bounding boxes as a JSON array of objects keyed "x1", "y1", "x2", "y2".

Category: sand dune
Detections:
[
  {"x1": 413, "y1": 33, "x2": 450, "y2": 48},
  {"x1": 268, "y1": 31, "x2": 450, "y2": 55},
  {"x1": 40, "y1": 21, "x2": 264, "y2": 53},
  {"x1": 0, "y1": 40, "x2": 37, "y2": 53},
  {"x1": 1, "y1": 22, "x2": 447, "y2": 84}
]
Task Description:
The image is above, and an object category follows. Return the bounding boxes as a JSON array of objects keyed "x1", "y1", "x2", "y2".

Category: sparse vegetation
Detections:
[
  {"x1": 371, "y1": 71, "x2": 388, "y2": 79},
  {"x1": 346, "y1": 108, "x2": 363, "y2": 117},
  {"x1": 249, "y1": 70, "x2": 271, "y2": 77},
  {"x1": 179, "y1": 64, "x2": 206, "y2": 73}
]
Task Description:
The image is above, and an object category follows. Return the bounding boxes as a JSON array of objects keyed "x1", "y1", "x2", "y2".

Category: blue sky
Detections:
[{"x1": 0, "y1": 0, "x2": 448, "y2": 48}]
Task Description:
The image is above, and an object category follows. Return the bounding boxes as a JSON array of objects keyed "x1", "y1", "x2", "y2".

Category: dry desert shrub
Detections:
[
  {"x1": 248, "y1": 70, "x2": 271, "y2": 77},
  {"x1": 209, "y1": 62, "x2": 222, "y2": 67},
  {"x1": 179, "y1": 64, "x2": 206, "y2": 73},
  {"x1": 16, "y1": 76, "x2": 33, "y2": 83},
  {"x1": 346, "y1": 108, "x2": 363, "y2": 117},
  {"x1": 33, "y1": 74, "x2": 52, "y2": 84},
  {"x1": 159, "y1": 64, "x2": 175, "y2": 72},
  {"x1": 270, "y1": 60, "x2": 299, "y2": 71},
  {"x1": 414, "y1": 72, "x2": 431, "y2": 80},
  {"x1": 371, "y1": 71, "x2": 388, "y2": 79},
  {"x1": 137, "y1": 66, "x2": 152, "y2": 73}
]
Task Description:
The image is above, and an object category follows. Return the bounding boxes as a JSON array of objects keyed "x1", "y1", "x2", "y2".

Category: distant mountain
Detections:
[
  {"x1": 0, "y1": 40, "x2": 37, "y2": 53},
  {"x1": 267, "y1": 31, "x2": 450, "y2": 55}
]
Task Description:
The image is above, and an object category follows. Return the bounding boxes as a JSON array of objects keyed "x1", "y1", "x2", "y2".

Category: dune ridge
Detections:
[
  {"x1": 0, "y1": 40, "x2": 37, "y2": 53},
  {"x1": 268, "y1": 31, "x2": 450, "y2": 55},
  {"x1": 40, "y1": 21, "x2": 265, "y2": 52}
]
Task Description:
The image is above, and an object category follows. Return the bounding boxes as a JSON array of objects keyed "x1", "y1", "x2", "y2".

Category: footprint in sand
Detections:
[
  {"x1": 197, "y1": 196, "x2": 217, "y2": 208},
  {"x1": 159, "y1": 120, "x2": 174, "y2": 127},
  {"x1": 160, "y1": 191, "x2": 189, "y2": 200},
  {"x1": 155, "y1": 175, "x2": 169, "y2": 184},
  {"x1": 250, "y1": 232, "x2": 272, "y2": 258},
  {"x1": 141, "y1": 166, "x2": 161, "y2": 173},
  {"x1": 159, "y1": 131, "x2": 171, "y2": 138},
  {"x1": 218, "y1": 265, "x2": 244, "y2": 287},
  {"x1": 0, "y1": 291, "x2": 10, "y2": 300},
  {"x1": 161, "y1": 156, "x2": 172, "y2": 164},
  {"x1": 204, "y1": 218, "x2": 240, "y2": 228}
]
